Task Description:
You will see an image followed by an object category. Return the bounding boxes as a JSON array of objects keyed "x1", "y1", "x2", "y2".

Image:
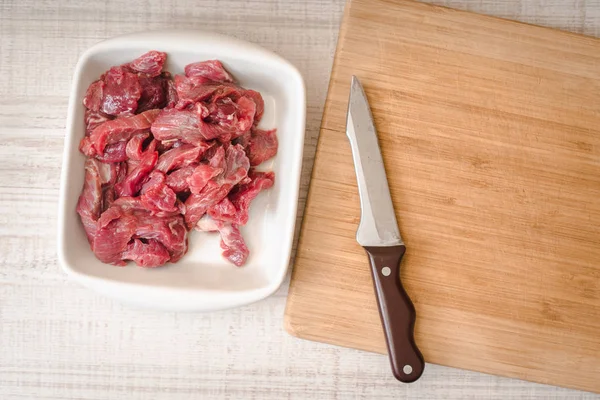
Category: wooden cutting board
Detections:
[{"x1": 285, "y1": 0, "x2": 600, "y2": 393}]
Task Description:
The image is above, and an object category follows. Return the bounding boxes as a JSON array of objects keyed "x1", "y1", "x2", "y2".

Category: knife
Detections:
[{"x1": 345, "y1": 76, "x2": 425, "y2": 383}]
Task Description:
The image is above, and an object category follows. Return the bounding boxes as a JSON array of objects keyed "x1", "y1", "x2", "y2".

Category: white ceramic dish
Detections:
[{"x1": 57, "y1": 31, "x2": 306, "y2": 311}]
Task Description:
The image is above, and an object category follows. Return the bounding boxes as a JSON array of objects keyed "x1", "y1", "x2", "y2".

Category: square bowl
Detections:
[{"x1": 57, "y1": 31, "x2": 306, "y2": 311}]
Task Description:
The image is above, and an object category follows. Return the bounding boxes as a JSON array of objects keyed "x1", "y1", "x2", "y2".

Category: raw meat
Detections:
[
  {"x1": 76, "y1": 159, "x2": 104, "y2": 242},
  {"x1": 150, "y1": 105, "x2": 207, "y2": 146},
  {"x1": 184, "y1": 60, "x2": 234, "y2": 82},
  {"x1": 95, "y1": 141, "x2": 128, "y2": 163},
  {"x1": 127, "y1": 51, "x2": 167, "y2": 77},
  {"x1": 246, "y1": 128, "x2": 278, "y2": 166},
  {"x1": 184, "y1": 144, "x2": 250, "y2": 228},
  {"x1": 165, "y1": 165, "x2": 196, "y2": 193},
  {"x1": 155, "y1": 143, "x2": 210, "y2": 173},
  {"x1": 173, "y1": 74, "x2": 240, "y2": 104},
  {"x1": 208, "y1": 170, "x2": 275, "y2": 225},
  {"x1": 121, "y1": 239, "x2": 171, "y2": 268},
  {"x1": 194, "y1": 215, "x2": 249, "y2": 267},
  {"x1": 84, "y1": 109, "x2": 112, "y2": 135},
  {"x1": 97, "y1": 66, "x2": 143, "y2": 116},
  {"x1": 125, "y1": 132, "x2": 151, "y2": 160},
  {"x1": 137, "y1": 74, "x2": 167, "y2": 113},
  {"x1": 114, "y1": 150, "x2": 158, "y2": 197},
  {"x1": 86, "y1": 109, "x2": 160, "y2": 156},
  {"x1": 219, "y1": 223, "x2": 249, "y2": 267},
  {"x1": 244, "y1": 90, "x2": 265, "y2": 124},
  {"x1": 77, "y1": 51, "x2": 277, "y2": 268}
]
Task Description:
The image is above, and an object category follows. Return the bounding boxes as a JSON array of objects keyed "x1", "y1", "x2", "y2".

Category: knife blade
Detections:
[{"x1": 346, "y1": 76, "x2": 425, "y2": 383}]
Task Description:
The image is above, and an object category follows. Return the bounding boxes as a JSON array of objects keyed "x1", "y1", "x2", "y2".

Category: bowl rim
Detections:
[{"x1": 57, "y1": 30, "x2": 306, "y2": 311}]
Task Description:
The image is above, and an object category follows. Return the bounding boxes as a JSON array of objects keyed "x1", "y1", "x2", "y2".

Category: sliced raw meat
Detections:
[
  {"x1": 155, "y1": 143, "x2": 209, "y2": 173},
  {"x1": 93, "y1": 200, "x2": 188, "y2": 264},
  {"x1": 150, "y1": 105, "x2": 207, "y2": 146},
  {"x1": 219, "y1": 223, "x2": 249, "y2": 266},
  {"x1": 193, "y1": 215, "x2": 248, "y2": 266},
  {"x1": 247, "y1": 128, "x2": 278, "y2": 166},
  {"x1": 76, "y1": 159, "x2": 103, "y2": 242},
  {"x1": 84, "y1": 109, "x2": 112, "y2": 135},
  {"x1": 93, "y1": 212, "x2": 137, "y2": 265},
  {"x1": 203, "y1": 95, "x2": 256, "y2": 140},
  {"x1": 165, "y1": 165, "x2": 196, "y2": 193},
  {"x1": 207, "y1": 197, "x2": 237, "y2": 222},
  {"x1": 165, "y1": 79, "x2": 178, "y2": 108},
  {"x1": 133, "y1": 213, "x2": 188, "y2": 262},
  {"x1": 174, "y1": 74, "x2": 240, "y2": 103},
  {"x1": 87, "y1": 109, "x2": 160, "y2": 155},
  {"x1": 77, "y1": 53, "x2": 276, "y2": 268},
  {"x1": 99, "y1": 66, "x2": 142, "y2": 116},
  {"x1": 121, "y1": 239, "x2": 171, "y2": 268},
  {"x1": 127, "y1": 51, "x2": 167, "y2": 77},
  {"x1": 114, "y1": 150, "x2": 158, "y2": 197},
  {"x1": 228, "y1": 171, "x2": 275, "y2": 225},
  {"x1": 95, "y1": 141, "x2": 128, "y2": 163},
  {"x1": 184, "y1": 145, "x2": 249, "y2": 228},
  {"x1": 244, "y1": 89, "x2": 264, "y2": 124},
  {"x1": 137, "y1": 75, "x2": 167, "y2": 113},
  {"x1": 140, "y1": 171, "x2": 178, "y2": 213},
  {"x1": 207, "y1": 170, "x2": 274, "y2": 225},
  {"x1": 125, "y1": 132, "x2": 151, "y2": 160},
  {"x1": 184, "y1": 60, "x2": 234, "y2": 82},
  {"x1": 187, "y1": 163, "x2": 224, "y2": 194},
  {"x1": 83, "y1": 80, "x2": 105, "y2": 111}
]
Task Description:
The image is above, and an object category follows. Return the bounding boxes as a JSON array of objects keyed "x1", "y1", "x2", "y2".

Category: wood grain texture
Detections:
[
  {"x1": 1, "y1": 0, "x2": 600, "y2": 398},
  {"x1": 286, "y1": 0, "x2": 600, "y2": 394}
]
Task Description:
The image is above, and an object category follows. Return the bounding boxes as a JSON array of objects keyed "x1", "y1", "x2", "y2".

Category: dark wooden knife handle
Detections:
[{"x1": 364, "y1": 245, "x2": 424, "y2": 383}]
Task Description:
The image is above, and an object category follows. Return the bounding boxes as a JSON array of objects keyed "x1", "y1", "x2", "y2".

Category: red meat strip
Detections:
[
  {"x1": 209, "y1": 170, "x2": 274, "y2": 225},
  {"x1": 93, "y1": 198, "x2": 188, "y2": 265},
  {"x1": 173, "y1": 74, "x2": 240, "y2": 103},
  {"x1": 219, "y1": 223, "x2": 249, "y2": 266},
  {"x1": 246, "y1": 128, "x2": 278, "y2": 166},
  {"x1": 140, "y1": 170, "x2": 165, "y2": 194},
  {"x1": 165, "y1": 165, "x2": 196, "y2": 193},
  {"x1": 87, "y1": 109, "x2": 160, "y2": 155},
  {"x1": 83, "y1": 80, "x2": 105, "y2": 112},
  {"x1": 139, "y1": 171, "x2": 178, "y2": 213},
  {"x1": 125, "y1": 132, "x2": 151, "y2": 160},
  {"x1": 243, "y1": 90, "x2": 264, "y2": 124},
  {"x1": 127, "y1": 51, "x2": 167, "y2": 77},
  {"x1": 184, "y1": 145, "x2": 249, "y2": 228},
  {"x1": 155, "y1": 143, "x2": 209, "y2": 173},
  {"x1": 137, "y1": 75, "x2": 167, "y2": 113},
  {"x1": 194, "y1": 215, "x2": 249, "y2": 266},
  {"x1": 114, "y1": 150, "x2": 158, "y2": 197},
  {"x1": 184, "y1": 60, "x2": 234, "y2": 82},
  {"x1": 76, "y1": 159, "x2": 104, "y2": 242},
  {"x1": 165, "y1": 79, "x2": 178, "y2": 108},
  {"x1": 85, "y1": 109, "x2": 113, "y2": 135},
  {"x1": 101, "y1": 162, "x2": 127, "y2": 212},
  {"x1": 187, "y1": 163, "x2": 224, "y2": 194},
  {"x1": 121, "y1": 239, "x2": 171, "y2": 268},
  {"x1": 133, "y1": 212, "x2": 188, "y2": 262},
  {"x1": 204, "y1": 95, "x2": 256, "y2": 140},
  {"x1": 150, "y1": 104, "x2": 208, "y2": 146},
  {"x1": 95, "y1": 141, "x2": 129, "y2": 163},
  {"x1": 83, "y1": 66, "x2": 142, "y2": 116},
  {"x1": 207, "y1": 197, "x2": 237, "y2": 222}
]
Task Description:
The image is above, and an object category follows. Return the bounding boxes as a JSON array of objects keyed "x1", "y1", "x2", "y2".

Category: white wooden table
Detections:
[{"x1": 1, "y1": 1, "x2": 599, "y2": 398}]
